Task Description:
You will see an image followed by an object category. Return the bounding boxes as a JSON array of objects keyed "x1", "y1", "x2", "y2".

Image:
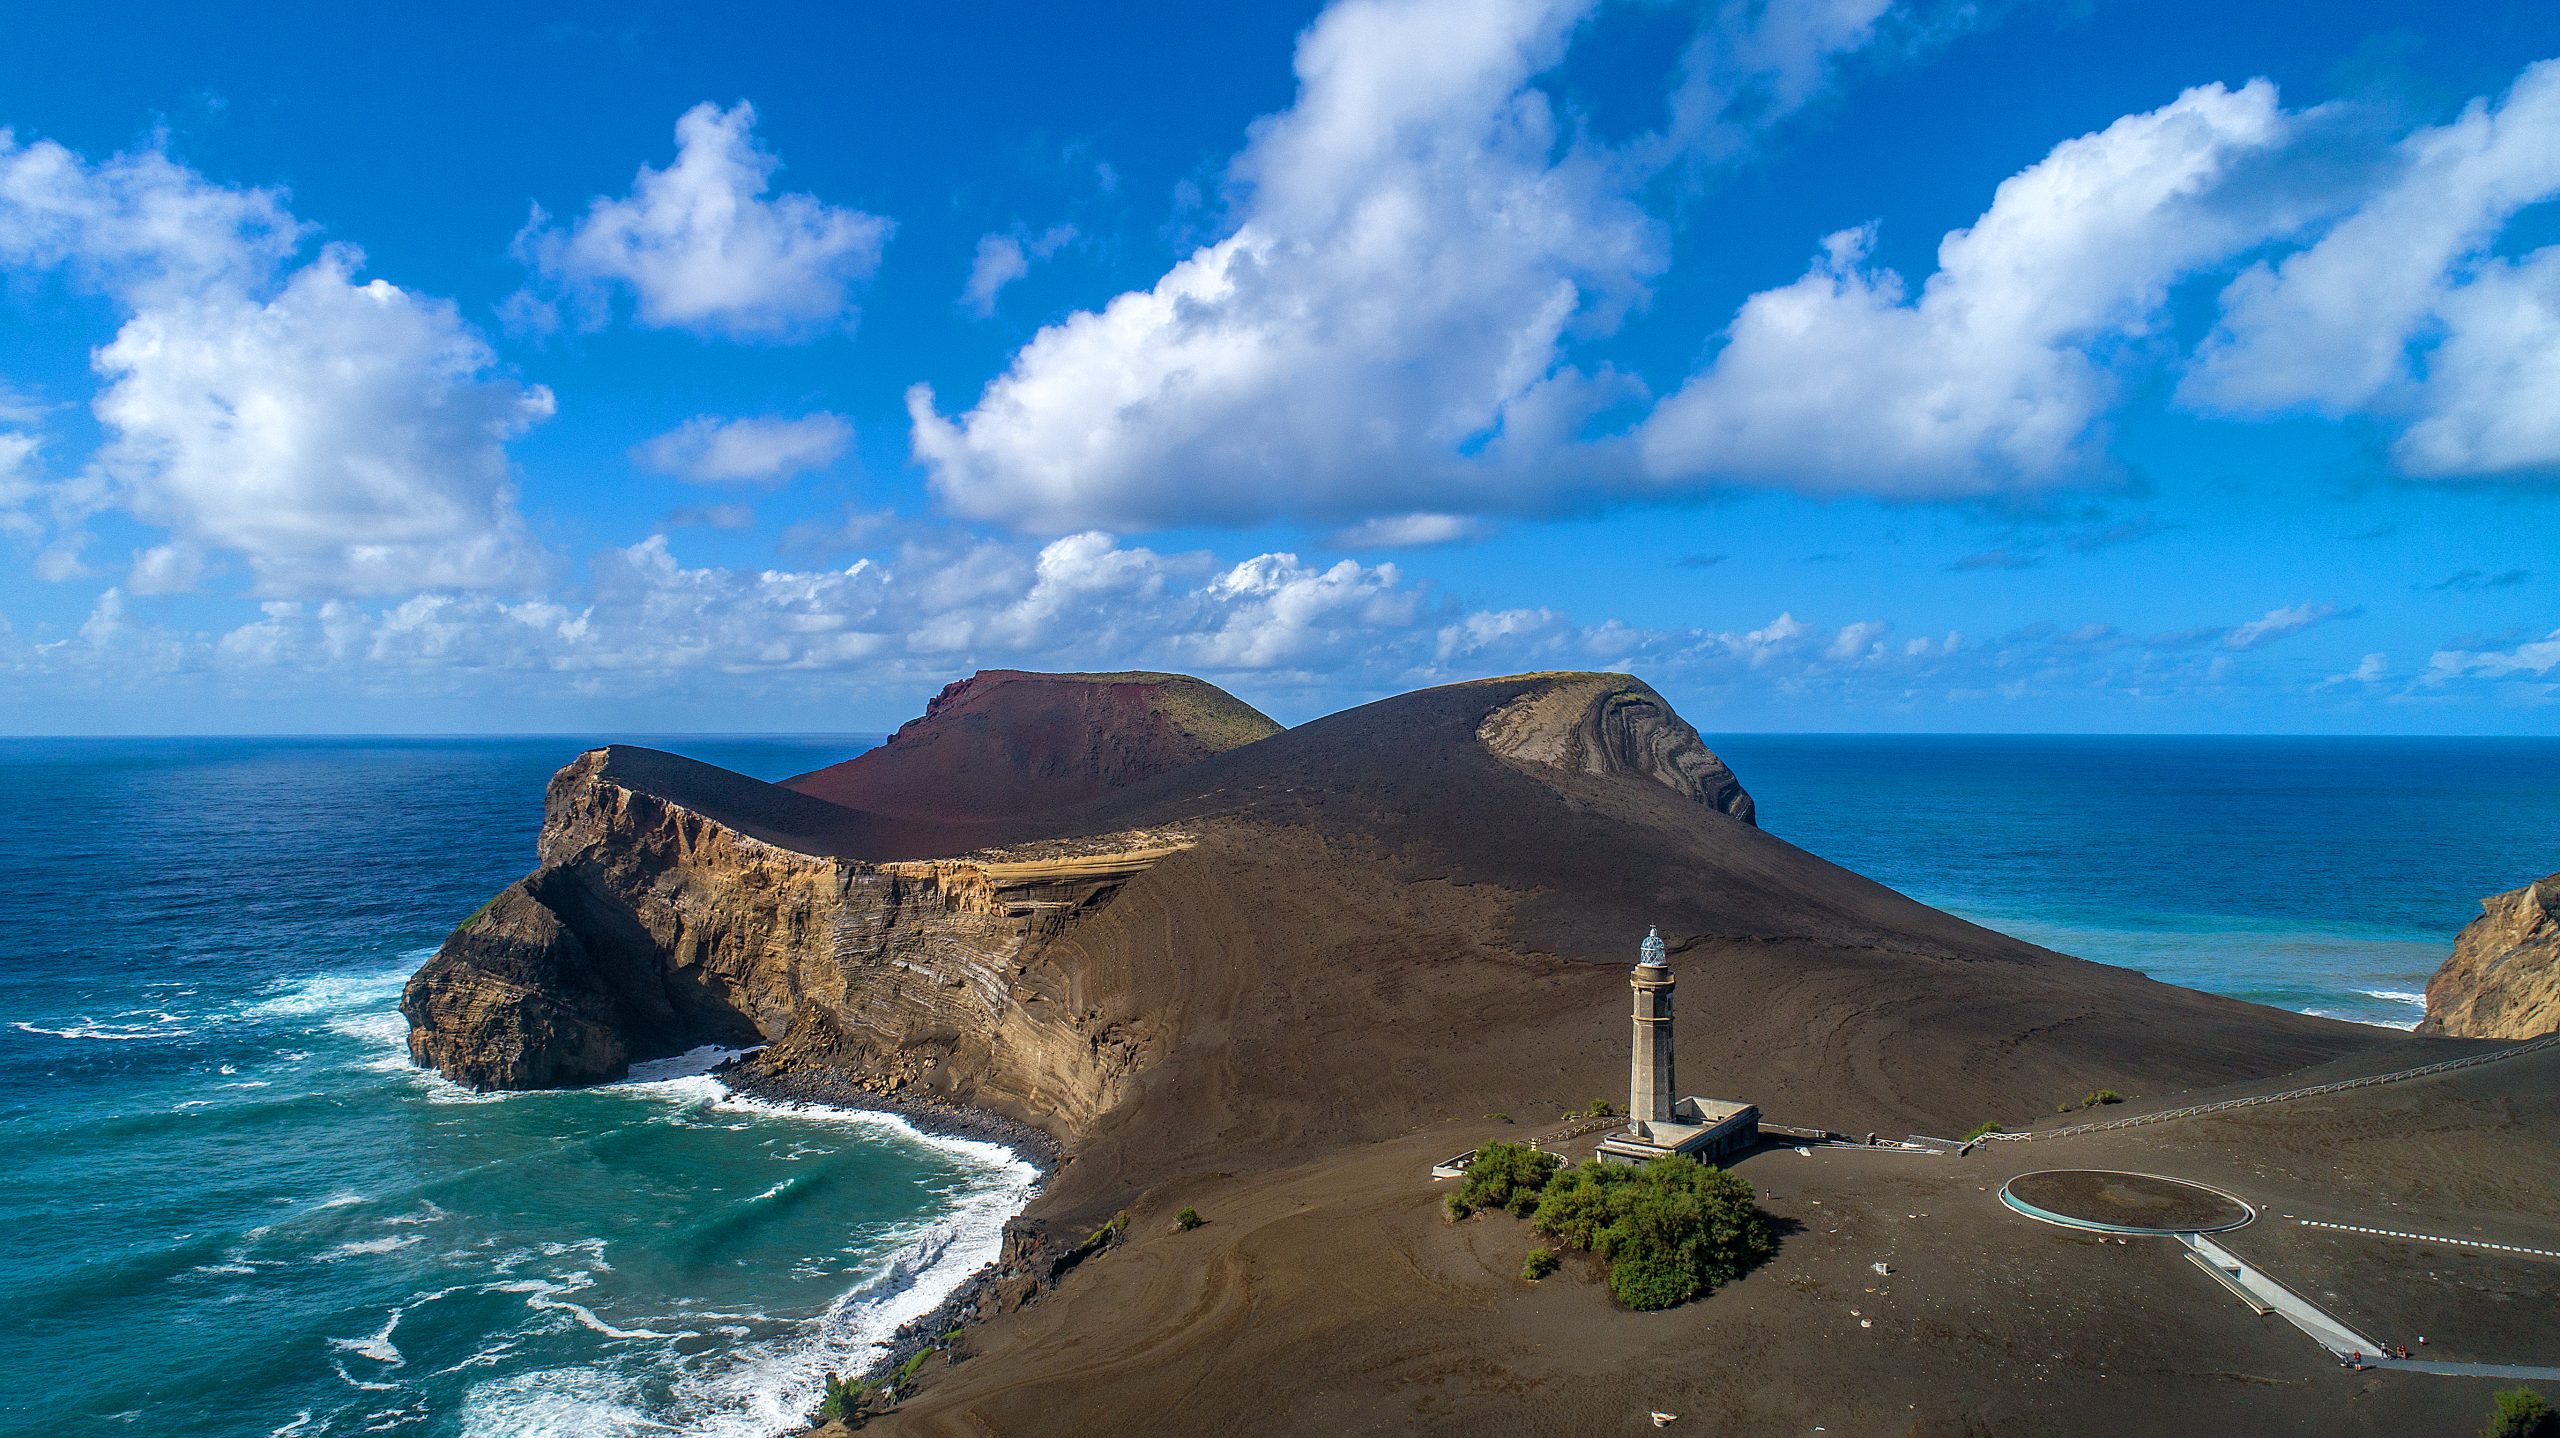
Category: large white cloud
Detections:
[
  {"x1": 90, "y1": 246, "x2": 553, "y2": 594},
  {"x1": 910, "y1": 0, "x2": 1660, "y2": 531},
  {"x1": 0, "y1": 130, "x2": 299, "y2": 300},
  {"x1": 1639, "y1": 80, "x2": 2304, "y2": 494},
  {"x1": 516, "y1": 102, "x2": 891, "y2": 341},
  {"x1": 0, "y1": 134, "x2": 553, "y2": 596},
  {"x1": 2183, "y1": 61, "x2": 2560, "y2": 478}
]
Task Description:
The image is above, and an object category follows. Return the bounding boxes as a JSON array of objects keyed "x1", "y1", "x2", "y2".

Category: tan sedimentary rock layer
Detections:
[
  {"x1": 2419, "y1": 871, "x2": 2560, "y2": 1039},
  {"x1": 1475, "y1": 673, "x2": 1756, "y2": 825},
  {"x1": 400, "y1": 748, "x2": 1185, "y2": 1141}
]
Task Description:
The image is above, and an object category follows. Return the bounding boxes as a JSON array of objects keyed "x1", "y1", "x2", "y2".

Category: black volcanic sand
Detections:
[
  {"x1": 520, "y1": 673, "x2": 2558, "y2": 1436},
  {"x1": 871, "y1": 1048, "x2": 2560, "y2": 1437},
  {"x1": 2004, "y1": 1169, "x2": 2252, "y2": 1232}
]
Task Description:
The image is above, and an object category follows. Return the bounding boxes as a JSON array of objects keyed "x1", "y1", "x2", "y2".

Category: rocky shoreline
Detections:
[
  {"x1": 713, "y1": 1059, "x2": 1074, "y2": 1429},
  {"x1": 716, "y1": 1058, "x2": 1064, "y2": 1172}
]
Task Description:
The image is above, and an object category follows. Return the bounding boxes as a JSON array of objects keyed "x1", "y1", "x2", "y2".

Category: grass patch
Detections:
[{"x1": 892, "y1": 1348, "x2": 932, "y2": 1388}]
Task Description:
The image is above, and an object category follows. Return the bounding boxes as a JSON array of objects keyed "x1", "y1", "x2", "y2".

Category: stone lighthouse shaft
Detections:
[{"x1": 1630, "y1": 926, "x2": 1674, "y2": 1133}]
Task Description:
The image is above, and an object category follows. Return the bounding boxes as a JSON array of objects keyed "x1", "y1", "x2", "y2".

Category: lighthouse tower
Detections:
[{"x1": 1629, "y1": 926, "x2": 1675, "y2": 1135}]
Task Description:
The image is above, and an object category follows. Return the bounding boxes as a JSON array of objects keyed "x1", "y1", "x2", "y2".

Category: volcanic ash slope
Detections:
[{"x1": 403, "y1": 670, "x2": 2439, "y2": 1430}]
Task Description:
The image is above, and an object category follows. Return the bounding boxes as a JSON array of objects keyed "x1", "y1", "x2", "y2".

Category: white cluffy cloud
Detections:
[
  {"x1": 1641, "y1": 80, "x2": 2306, "y2": 495},
  {"x1": 633, "y1": 412, "x2": 852, "y2": 484},
  {"x1": 0, "y1": 129, "x2": 300, "y2": 299},
  {"x1": 516, "y1": 102, "x2": 891, "y2": 341},
  {"x1": 962, "y1": 224, "x2": 1077, "y2": 317},
  {"x1": 2183, "y1": 60, "x2": 2560, "y2": 478},
  {"x1": 911, "y1": 0, "x2": 1660, "y2": 531},
  {"x1": 0, "y1": 133, "x2": 551, "y2": 595}
]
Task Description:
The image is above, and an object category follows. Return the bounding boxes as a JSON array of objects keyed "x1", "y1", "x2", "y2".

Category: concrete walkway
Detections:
[
  {"x1": 2182, "y1": 1234, "x2": 2560, "y2": 1381},
  {"x1": 2184, "y1": 1234, "x2": 2375, "y2": 1354}
]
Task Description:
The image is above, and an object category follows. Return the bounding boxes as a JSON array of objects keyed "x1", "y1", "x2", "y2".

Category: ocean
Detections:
[
  {"x1": 3, "y1": 733, "x2": 2554, "y2": 1436},
  {"x1": 1713, "y1": 734, "x2": 2560, "y2": 1030}
]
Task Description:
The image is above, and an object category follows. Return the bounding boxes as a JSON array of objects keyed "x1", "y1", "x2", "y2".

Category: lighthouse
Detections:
[
  {"x1": 1629, "y1": 926, "x2": 1675, "y2": 1133},
  {"x1": 1599, "y1": 926, "x2": 1762, "y2": 1166}
]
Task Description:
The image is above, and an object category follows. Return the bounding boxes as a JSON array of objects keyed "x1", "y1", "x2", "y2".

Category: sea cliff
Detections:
[
  {"x1": 2418, "y1": 870, "x2": 2560, "y2": 1039},
  {"x1": 401, "y1": 743, "x2": 1186, "y2": 1145}
]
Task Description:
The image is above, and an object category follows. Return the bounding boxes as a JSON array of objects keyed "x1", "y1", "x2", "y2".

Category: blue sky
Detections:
[{"x1": 1, "y1": 1, "x2": 2555, "y2": 734}]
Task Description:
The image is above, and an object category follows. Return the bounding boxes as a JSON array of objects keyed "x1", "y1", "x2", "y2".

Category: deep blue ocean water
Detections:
[
  {"x1": 1714, "y1": 734, "x2": 2560, "y2": 1029},
  {"x1": 3, "y1": 733, "x2": 2554, "y2": 1436}
]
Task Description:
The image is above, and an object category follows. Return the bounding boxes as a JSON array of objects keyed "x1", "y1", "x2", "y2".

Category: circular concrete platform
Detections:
[{"x1": 1999, "y1": 1169, "x2": 2254, "y2": 1235}]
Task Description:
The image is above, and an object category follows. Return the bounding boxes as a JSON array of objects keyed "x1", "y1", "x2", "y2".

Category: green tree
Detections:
[
  {"x1": 1451, "y1": 1142, "x2": 1561, "y2": 1219},
  {"x1": 1527, "y1": 1156, "x2": 1773, "y2": 1311},
  {"x1": 2487, "y1": 1387, "x2": 2556, "y2": 1438}
]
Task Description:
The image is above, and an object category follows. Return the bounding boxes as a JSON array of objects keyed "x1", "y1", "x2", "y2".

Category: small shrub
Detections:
[
  {"x1": 816, "y1": 1371, "x2": 866, "y2": 1422},
  {"x1": 1585, "y1": 1098, "x2": 1619, "y2": 1118},
  {"x1": 1173, "y1": 1206, "x2": 1203, "y2": 1231},
  {"x1": 2081, "y1": 1089, "x2": 2123, "y2": 1108},
  {"x1": 1960, "y1": 1121, "x2": 2005, "y2": 1142},
  {"x1": 1452, "y1": 1141, "x2": 1561, "y2": 1219},
  {"x1": 1445, "y1": 1192, "x2": 1475, "y2": 1222},
  {"x1": 1521, "y1": 1245, "x2": 1558, "y2": 1280},
  {"x1": 2488, "y1": 1386, "x2": 2557, "y2": 1438},
  {"x1": 1486, "y1": 1112, "x2": 1511, "y2": 1123},
  {"x1": 2057, "y1": 1102, "x2": 2071, "y2": 1113}
]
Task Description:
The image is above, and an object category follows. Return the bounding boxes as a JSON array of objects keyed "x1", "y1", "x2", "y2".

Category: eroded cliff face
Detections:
[
  {"x1": 1476, "y1": 674, "x2": 1756, "y2": 825},
  {"x1": 400, "y1": 748, "x2": 1179, "y2": 1137},
  {"x1": 2418, "y1": 871, "x2": 2560, "y2": 1040}
]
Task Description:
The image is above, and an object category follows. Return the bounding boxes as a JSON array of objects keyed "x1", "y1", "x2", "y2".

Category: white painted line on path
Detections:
[{"x1": 2294, "y1": 1219, "x2": 2560, "y2": 1261}]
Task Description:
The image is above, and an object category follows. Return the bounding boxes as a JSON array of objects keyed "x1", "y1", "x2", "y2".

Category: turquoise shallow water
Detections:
[
  {"x1": 0, "y1": 737, "x2": 1037, "y2": 1438},
  {"x1": 3, "y1": 732, "x2": 2553, "y2": 1435}
]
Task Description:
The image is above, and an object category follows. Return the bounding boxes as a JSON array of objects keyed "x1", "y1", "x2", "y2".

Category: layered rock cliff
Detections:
[
  {"x1": 401, "y1": 744, "x2": 1185, "y2": 1136},
  {"x1": 1476, "y1": 673, "x2": 1756, "y2": 825},
  {"x1": 2418, "y1": 870, "x2": 2560, "y2": 1040}
]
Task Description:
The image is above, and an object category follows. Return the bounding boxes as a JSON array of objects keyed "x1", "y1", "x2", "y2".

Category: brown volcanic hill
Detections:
[
  {"x1": 397, "y1": 668, "x2": 2533, "y2": 1437},
  {"x1": 781, "y1": 669, "x2": 1281, "y2": 826}
]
